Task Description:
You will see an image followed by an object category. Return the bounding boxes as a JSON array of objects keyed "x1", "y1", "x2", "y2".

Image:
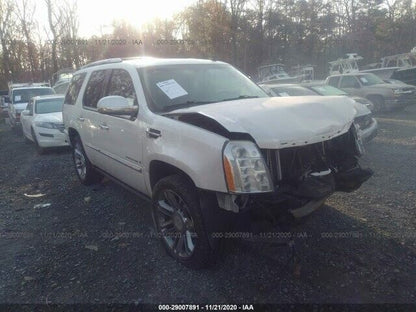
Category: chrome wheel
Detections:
[
  {"x1": 156, "y1": 189, "x2": 196, "y2": 258},
  {"x1": 74, "y1": 142, "x2": 87, "y2": 180}
]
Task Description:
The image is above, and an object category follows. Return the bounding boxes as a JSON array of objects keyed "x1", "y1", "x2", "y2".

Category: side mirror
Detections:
[{"x1": 97, "y1": 96, "x2": 138, "y2": 119}]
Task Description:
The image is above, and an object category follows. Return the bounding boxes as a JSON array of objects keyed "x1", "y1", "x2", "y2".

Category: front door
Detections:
[{"x1": 92, "y1": 68, "x2": 146, "y2": 193}]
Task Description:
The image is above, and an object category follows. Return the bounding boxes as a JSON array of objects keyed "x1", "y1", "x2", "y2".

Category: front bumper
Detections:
[
  {"x1": 386, "y1": 94, "x2": 416, "y2": 108},
  {"x1": 34, "y1": 127, "x2": 69, "y2": 148}
]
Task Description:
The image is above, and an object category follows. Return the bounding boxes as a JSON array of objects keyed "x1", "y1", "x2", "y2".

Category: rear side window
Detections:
[
  {"x1": 83, "y1": 70, "x2": 109, "y2": 108},
  {"x1": 106, "y1": 69, "x2": 137, "y2": 106},
  {"x1": 327, "y1": 76, "x2": 340, "y2": 87},
  {"x1": 64, "y1": 73, "x2": 86, "y2": 105}
]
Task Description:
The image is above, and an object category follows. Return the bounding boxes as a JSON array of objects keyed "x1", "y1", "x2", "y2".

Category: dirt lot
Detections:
[{"x1": 0, "y1": 106, "x2": 415, "y2": 306}]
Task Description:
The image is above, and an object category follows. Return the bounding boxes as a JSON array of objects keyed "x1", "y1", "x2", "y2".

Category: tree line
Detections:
[{"x1": 0, "y1": 0, "x2": 415, "y2": 88}]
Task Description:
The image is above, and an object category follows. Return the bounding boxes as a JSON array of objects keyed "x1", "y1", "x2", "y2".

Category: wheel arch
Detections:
[
  {"x1": 67, "y1": 127, "x2": 79, "y2": 147},
  {"x1": 149, "y1": 160, "x2": 196, "y2": 192},
  {"x1": 366, "y1": 94, "x2": 385, "y2": 102}
]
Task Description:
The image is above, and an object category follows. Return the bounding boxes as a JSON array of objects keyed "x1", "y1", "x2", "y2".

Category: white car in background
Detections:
[
  {"x1": 21, "y1": 95, "x2": 68, "y2": 154},
  {"x1": 7, "y1": 84, "x2": 55, "y2": 130}
]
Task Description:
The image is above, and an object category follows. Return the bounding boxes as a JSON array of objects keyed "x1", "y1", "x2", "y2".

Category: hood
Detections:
[
  {"x1": 371, "y1": 83, "x2": 402, "y2": 90},
  {"x1": 169, "y1": 96, "x2": 356, "y2": 149},
  {"x1": 13, "y1": 103, "x2": 28, "y2": 112},
  {"x1": 34, "y1": 112, "x2": 63, "y2": 123}
]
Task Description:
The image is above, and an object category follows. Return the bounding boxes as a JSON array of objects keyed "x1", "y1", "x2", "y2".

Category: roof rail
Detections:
[{"x1": 81, "y1": 58, "x2": 123, "y2": 69}]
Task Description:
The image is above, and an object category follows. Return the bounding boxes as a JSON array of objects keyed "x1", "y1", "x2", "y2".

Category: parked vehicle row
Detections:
[
  {"x1": 259, "y1": 82, "x2": 378, "y2": 143},
  {"x1": 326, "y1": 73, "x2": 416, "y2": 111},
  {"x1": 6, "y1": 83, "x2": 55, "y2": 130},
  {"x1": 10, "y1": 57, "x2": 415, "y2": 268}
]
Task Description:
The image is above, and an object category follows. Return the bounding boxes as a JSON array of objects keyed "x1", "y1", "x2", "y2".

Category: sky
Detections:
[{"x1": 37, "y1": 0, "x2": 196, "y2": 38}]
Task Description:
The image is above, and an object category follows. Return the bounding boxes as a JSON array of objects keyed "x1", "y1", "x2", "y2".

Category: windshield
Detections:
[
  {"x1": 356, "y1": 74, "x2": 384, "y2": 86},
  {"x1": 309, "y1": 85, "x2": 348, "y2": 96},
  {"x1": 35, "y1": 98, "x2": 64, "y2": 114},
  {"x1": 13, "y1": 88, "x2": 55, "y2": 104},
  {"x1": 270, "y1": 86, "x2": 316, "y2": 96},
  {"x1": 137, "y1": 64, "x2": 268, "y2": 112}
]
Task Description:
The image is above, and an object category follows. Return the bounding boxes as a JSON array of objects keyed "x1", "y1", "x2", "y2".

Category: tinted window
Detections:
[
  {"x1": 327, "y1": 76, "x2": 340, "y2": 87},
  {"x1": 340, "y1": 76, "x2": 359, "y2": 88},
  {"x1": 107, "y1": 69, "x2": 137, "y2": 106},
  {"x1": 83, "y1": 70, "x2": 109, "y2": 108},
  {"x1": 64, "y1": 73, "x2": 86, "y2": 105},
  {"x1": 12, "y1": 88, "x2": 55, "y2": 104},
  {"x1": 35, "y1": 98, "x2": 65, "y2": 114}
]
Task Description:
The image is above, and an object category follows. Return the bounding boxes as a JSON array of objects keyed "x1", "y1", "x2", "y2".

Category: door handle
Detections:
[
  {"x1": 146, "y1": 128, "x2": 161, "y2": 139},
  {"x1": 99, "y1": 123, "x2": 109, "y2": 130},
  {"x1": 78, "y1": 117, "x2": 85, "y2": 122}
]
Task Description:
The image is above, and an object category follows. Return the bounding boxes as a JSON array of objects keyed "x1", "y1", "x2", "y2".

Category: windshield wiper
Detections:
[
  {"x1": 219, "y1": 95, "x2": 259, "y2": 102},
  {"x1": 162, "y1": 100, "x2": 214, "y2": 112}
]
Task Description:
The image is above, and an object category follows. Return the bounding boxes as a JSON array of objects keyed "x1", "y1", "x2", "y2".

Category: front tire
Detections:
[
  {"x1": 72, "y1": 135, "x2": 101, "y2": 185},
  {"x1": 152, "y1": 174, "x2": 217, "y2": 269}
]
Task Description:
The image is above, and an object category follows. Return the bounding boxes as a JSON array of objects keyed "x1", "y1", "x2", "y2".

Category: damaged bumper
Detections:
[{"x1": 216, "y1": 125, "x2": 373, "y2": 218}]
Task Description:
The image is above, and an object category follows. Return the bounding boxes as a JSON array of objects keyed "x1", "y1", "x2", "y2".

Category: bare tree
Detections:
[
  {"x1": 15, "y1": 0, "x2": 38, "y2": 80},
  {"x1": 0, "y1": 0, "x2": 15, "y2": 84},
  {"x1": 45, "y1": 0, "x2": 68, "y2": 74}
]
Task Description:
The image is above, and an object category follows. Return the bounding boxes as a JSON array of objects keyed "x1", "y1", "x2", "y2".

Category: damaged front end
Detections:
[{"x1": 218, "y1": 124, "x2": 373, "y2": 218}]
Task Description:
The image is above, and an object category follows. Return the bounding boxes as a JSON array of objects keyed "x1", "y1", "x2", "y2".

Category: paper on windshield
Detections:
[
  {"x1": 359, "y1": 77, "x2": 368, "y2": 83},
  {"x1": 15, "y1": 95, "x2": 21, "y2": 101},
  {"x1": 156, "y1": 79, "x2": 188, "y2": 99}
]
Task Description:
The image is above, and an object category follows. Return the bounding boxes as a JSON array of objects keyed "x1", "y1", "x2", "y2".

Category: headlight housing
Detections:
[
  {"x1": 35, "y1": 121, "x2": 59, "y2": 129},
  {"x1": 223, "y1": 141, "x2": 273, "y2": 193},
  {"x1": 354, "y1": 114, "x2": 373, "y2": 130},
  {"x1": 392, "y1": 88, "x2": 403, "y2": 96}
]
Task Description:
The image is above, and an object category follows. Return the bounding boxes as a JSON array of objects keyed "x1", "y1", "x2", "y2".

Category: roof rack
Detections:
[
  {"x1": 8, "y1": 82, "x2": 50, "y2": 90},
  {"x1": 81, "y1": 58, "x2": 123, "y2": 69}
]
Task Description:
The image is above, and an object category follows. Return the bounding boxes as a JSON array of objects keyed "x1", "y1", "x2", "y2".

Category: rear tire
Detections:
[
  {"x1": 72, "y1": 135, "x2": 101, "y2": 185},
  {"x1": 152, "y1": 174, "x2": 217, "y2": 269}
]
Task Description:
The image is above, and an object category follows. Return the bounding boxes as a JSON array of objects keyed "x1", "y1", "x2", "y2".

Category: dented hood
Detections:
[{"x1": 169, "y1": 96, "x2": 356, "y2": 149}]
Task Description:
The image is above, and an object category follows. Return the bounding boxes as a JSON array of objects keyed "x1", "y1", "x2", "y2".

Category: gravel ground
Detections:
[{"x1": 0, "y1": 106, "x2": 415, "y2": 305}]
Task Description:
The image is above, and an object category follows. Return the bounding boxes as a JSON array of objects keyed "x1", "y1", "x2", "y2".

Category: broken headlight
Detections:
[{"x1": 223, "y1": 141, "x2": 273, "y2": 193}]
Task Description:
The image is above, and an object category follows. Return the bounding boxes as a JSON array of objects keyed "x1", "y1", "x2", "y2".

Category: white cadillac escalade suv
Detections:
[{"x1": 63, "y1": 57, "x2": 372, "y2": 268}]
